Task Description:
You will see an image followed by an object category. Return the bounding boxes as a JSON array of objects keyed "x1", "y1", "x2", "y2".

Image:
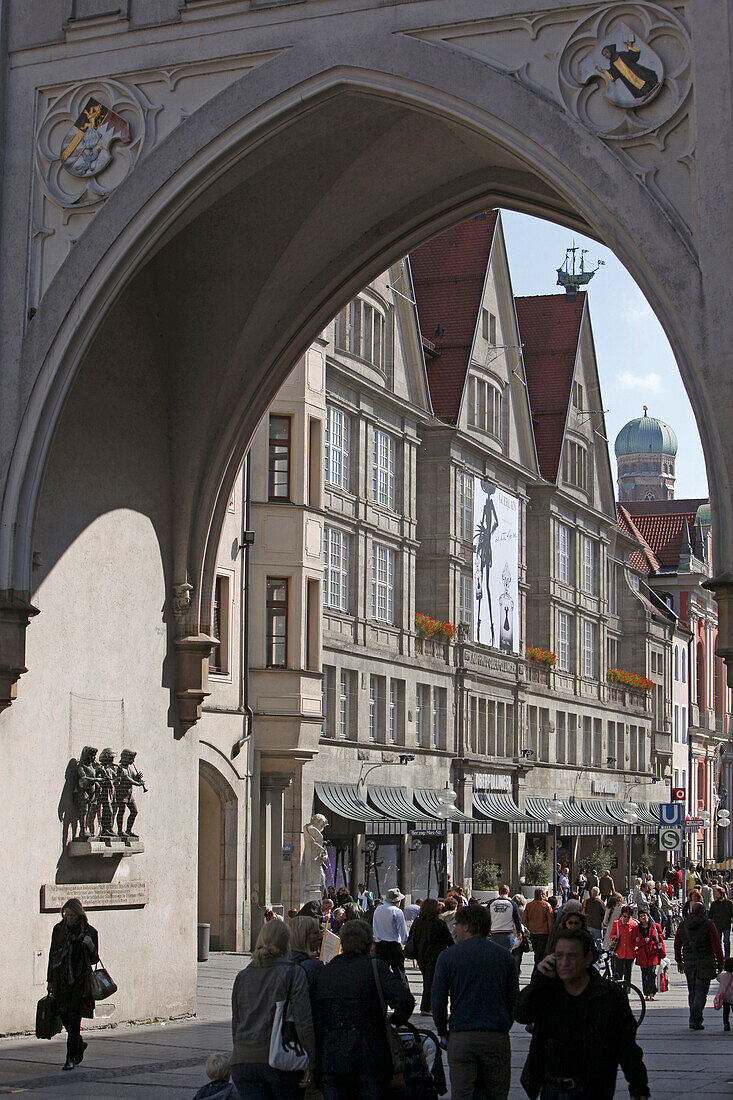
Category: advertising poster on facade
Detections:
[{"x1": 473, "y1": 479, "x2": 519, "y2": 653}]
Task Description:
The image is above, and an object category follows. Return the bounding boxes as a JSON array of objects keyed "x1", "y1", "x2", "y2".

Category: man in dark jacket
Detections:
[
  {"x1": 313, "y1": 918, "x2": 414, "y2": 1099},
  {"x1": 432, "y1": 902, "x2": 518, "y2": 1100},
  {"x1": 710, "y1": 886, "x2": 733, "y2": 957},
  {"x1": 515, "y1": 928, "x2": 649, "y2": 1100},
  {"x1": 674, "y1": 901, "x2": 725, "y2": 1029}
]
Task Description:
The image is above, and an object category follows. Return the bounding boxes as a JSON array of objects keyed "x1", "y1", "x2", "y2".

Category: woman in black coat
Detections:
[
  {"x1": 47, "y1": 898, "x2": 99, "y2": 1070},
  {"x1": 404, "y1": 898, "x2": 454, "y2": 1013}
]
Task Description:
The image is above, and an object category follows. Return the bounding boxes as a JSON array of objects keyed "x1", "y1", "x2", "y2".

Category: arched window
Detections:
[
  {"x1": 696, "y1": 640, "x2": 706, "y2": 712},
  {"x1": 681, "y1": 647, "x2": 686, "y2": 683}
]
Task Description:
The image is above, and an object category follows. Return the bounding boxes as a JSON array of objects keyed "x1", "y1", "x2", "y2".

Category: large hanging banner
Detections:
[{"x1": 473, "y1": 479, "x2": 519, "y2": 654}]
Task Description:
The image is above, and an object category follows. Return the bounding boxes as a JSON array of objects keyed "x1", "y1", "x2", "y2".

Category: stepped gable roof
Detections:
[
  {"x1": 617, "y1": 505, "x2": 661, "y2": 575},
  {"x1": 410, "y1": 211, "x2": 499, "y2": 424},
  {"x1": 515, "y1": 292, "x2": 586, "y2": 482},
  {"x1": 623, "y1": 498, "x2": 707, "y2": 569}
]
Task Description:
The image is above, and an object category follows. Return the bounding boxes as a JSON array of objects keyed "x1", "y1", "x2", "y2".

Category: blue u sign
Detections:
[{"x1": 659, "y1": 802, "x2": 684, "y2": 826}]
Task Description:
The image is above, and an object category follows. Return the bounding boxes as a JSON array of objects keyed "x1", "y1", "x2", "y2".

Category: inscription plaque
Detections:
[{"x1": 41, "y1": 881, "x2": 148, "y2": 911}]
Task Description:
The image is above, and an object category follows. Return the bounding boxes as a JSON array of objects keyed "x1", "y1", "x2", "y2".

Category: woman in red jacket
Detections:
[
  {"x1": 609, "y1": 904, "x2": 638, "y2": 982},
  {"x1": 634, "y1": 907, "x2": 665, "y2": 999}
]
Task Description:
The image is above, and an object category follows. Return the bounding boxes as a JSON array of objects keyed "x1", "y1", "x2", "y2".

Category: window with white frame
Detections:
[
  {"x1": 416, "y1": 683, "x2": 430, "y2": 747},
  {"x1": 323, "y1": 526, "x2": 349, "y2": 612},
  {"x1": 674, "y1": 704, "x2": 679, "y2": 743},
  {"x1": 582, "y1": 619, "x2": 596, "y2": 678},
  {"x1": 339, "y1": 670, "x2": 353, "y2": 740},
  {"x1": 681, "y1": 648, "x2": 686, "y2": 682},
  {"x1": 582, "y1": 536, "x2": 595, "y2": 593},
  {"x1": 674, "y1": 645, "x2": 679, "y2": 681},
  {"x1": 371, "y1": 428, "x2": 396, "y2": 509},
  {"x1": 371, "y1": 543, "x2": 396, "y2": 623},
  {"x1": 681, "y1": 706, "x2": 687, "y2": 744},
  {"x1": 369, "y1": 677, "x2": 377, "y2": 741},
  {"x1": 324, "y1": 404, "x2": 350, "y2": 491},
  {"x1": 460, "y1": 574, "x2": 474, "y2": 632},
  {"x1": 459, "y1": 472, "x2": 474, "y2": 541},
  {"x1": 467, "y1": 376, "x2": 503, "y2": 439},
  {"x1": 563, "y1": 439, "x2": 588, "y2": 491},
  {"x1": 432, "y1": 687, "x2": 446, "y2": 749},
  {"x1": 389, "y1": 681, "x2": 397, "y2": 744},
  {"x1": 557, "y1": 523, "x2": 571, "y2": 584},
  {"x1": 557, "y1": 611, "x2": 571, "y2": 672},
  {"x1": 335, "y1": 299, "x2": 386, "y2": 370}
]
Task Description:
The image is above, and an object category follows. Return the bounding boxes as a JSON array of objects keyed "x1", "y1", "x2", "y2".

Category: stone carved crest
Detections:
[
  {"x1": 558, "y1": 4, "x2": 691, "y2": 140},
  {"x1": 35, "y1": 79, "x2": 148, "y2": 208},
  {"x1": 171, "y1": 582, "x2": 194, "y2": 623},
  {"x1": 576, "y1": 26, "x2": 663, "y2": 110}
]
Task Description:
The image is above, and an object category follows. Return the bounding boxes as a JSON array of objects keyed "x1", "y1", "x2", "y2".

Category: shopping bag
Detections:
[{"x1": 90, "y1": 958, "x2": 117, "y2": 1001}]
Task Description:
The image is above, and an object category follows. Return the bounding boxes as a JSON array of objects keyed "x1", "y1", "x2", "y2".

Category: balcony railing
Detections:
[{"x1": 415, "y1": 636, "x2": 450, "y2": 661}]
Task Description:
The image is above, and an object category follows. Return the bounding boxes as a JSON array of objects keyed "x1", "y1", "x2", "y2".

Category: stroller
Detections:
[{"x1": 392, "y1": 1022, "x2": 448, "y2": 1099}]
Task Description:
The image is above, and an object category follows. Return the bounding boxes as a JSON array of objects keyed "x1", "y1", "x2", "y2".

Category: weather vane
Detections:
[{"x1": 556, "y1": 244, "x2": 605, "y2": 300}]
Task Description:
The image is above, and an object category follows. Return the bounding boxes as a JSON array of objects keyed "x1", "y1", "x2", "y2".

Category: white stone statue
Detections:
[{"x1": 303, "y1": 812, "x2": 329, "y2": 901}]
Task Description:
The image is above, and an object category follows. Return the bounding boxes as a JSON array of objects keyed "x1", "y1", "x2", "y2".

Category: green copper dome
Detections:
[{"x1": 614, "y1": 407, "x2": 678, "y2": 458}]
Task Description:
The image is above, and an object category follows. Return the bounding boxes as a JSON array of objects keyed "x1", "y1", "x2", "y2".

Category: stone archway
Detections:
[
  {"x1": 198, "y1": 755, "x2": 242, "y2": 952},
  {"x1": 2, "y1": 33, "x2": 730, "y2": 727}
]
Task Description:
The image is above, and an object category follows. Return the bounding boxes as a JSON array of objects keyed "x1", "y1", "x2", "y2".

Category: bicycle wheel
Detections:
[{"x1": 620, "y1": 981, "x2": 647, "y2": 1027}]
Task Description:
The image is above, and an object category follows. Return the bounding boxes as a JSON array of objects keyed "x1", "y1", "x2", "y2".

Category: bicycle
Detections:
[{"x1": 597, "y1": 950, "x2": 646, "y2": 1027}]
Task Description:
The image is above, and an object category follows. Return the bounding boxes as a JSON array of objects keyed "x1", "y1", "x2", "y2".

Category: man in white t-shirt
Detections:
[
  {"x1": 372, "y1": 887, "x2": 409, "y2": 984},
  {"x1": 487, "y1": 885, "x2": 523, "y2": 952}
]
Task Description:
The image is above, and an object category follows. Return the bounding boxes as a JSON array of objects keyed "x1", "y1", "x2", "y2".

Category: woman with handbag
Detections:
[
  {"x1": 404, "y1": 897, "x2": 453, "y2": 1013},
  {"x1": 231, "y1": 917, "x2": 315, "y2": 1098},
  {"x1": 633, "y1": 907, "x2": 665, "y2": 999},
  {"x1": 46, "y1": 898, "x2": 99, "y2": 1070},
  {"x1": 313, "y1": 918, "x2": 415, "y2": 1099}
]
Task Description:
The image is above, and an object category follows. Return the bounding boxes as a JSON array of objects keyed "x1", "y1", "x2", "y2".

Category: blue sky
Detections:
[{"x1": 501, "y1": 209, "x2": 708, "y2": 500}]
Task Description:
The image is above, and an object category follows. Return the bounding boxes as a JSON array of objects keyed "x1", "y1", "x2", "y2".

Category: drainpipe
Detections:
[{"x1": 232, "y1": 455, "x2": 254, "y2": 759}]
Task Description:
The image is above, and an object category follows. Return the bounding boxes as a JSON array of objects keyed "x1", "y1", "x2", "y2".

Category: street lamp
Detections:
[
  {"x1": 436, "y1": 787, "x2": 458, "y2": 894},
  {"x1": 546, "y1": 797, "x2": 564, "y2": 895},
  {"x1": 621, "y1": 801, "x2": 639, "y2": 893}
]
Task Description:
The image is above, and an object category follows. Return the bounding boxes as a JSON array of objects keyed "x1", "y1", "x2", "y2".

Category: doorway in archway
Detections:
[{"x1": 198, "y1": 763, "x2": 240, "y2": 951}]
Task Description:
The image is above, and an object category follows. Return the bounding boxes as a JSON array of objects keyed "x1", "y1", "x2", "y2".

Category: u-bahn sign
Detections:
[{"x1": 659, "y1": 802, "x2": 684, "y2": 826}]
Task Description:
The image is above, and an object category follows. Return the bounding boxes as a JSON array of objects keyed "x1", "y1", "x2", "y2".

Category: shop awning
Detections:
[
  {"x1": 314, "y1": 781, "x2": 396, "y2": 836},
  {"x1": 584, "y1": 799, "x2": 641, "y2": 832},
  {"x1": 600, "y1": 800, "x2": 657, "y2": 835},
  {"x1": 525, "y1": 797, "x2": 609, "y2": 836},
  {"x1": 473, "y1": 792, "x2": 547, "y2": 833},
  {"x1": 367, "y1": 785, "x2": 442, "y2": 833},
  {"x1": 414, "y1": 789, "x2": 492, "y2": 834}
]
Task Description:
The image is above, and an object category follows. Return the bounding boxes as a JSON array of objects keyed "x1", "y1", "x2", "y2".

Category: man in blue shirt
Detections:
[
  {"x1": 371, "y1": 887, "x2": 409, "y2": 985},
  {"x1": 432, "y1": 903, "x2": 519, "y2": 1100}
]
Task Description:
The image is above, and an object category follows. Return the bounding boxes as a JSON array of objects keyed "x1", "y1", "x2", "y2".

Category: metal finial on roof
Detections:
[{"x1": 643, "y1": 405, "x2": 648, "y2": 416}]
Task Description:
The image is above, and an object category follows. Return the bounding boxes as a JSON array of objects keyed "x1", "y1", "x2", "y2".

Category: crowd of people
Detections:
[{"x1": 42, "y1": 864, "x2": 733, "y2": 1098}]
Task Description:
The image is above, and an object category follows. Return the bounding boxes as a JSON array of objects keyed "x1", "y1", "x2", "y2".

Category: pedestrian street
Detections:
[{"x1": 0, "y1": 953, "x2": 730, "y2": 1098}]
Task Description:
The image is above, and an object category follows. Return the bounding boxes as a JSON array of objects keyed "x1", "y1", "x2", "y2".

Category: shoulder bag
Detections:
[
  {"x1": 90, "y1": 956, "x2": 118, "y2": 1001},
  {"x1": 269, "y1": 966, "x2": 308, "y2": 1073},
  {"x1": 370, "y1": 956, "x2": 406, "y2": 1089}
]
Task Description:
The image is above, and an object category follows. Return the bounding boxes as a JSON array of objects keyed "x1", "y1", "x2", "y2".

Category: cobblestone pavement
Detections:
[{"x1": 0, "y1": 954, "x2": 731, "y2": 1097}]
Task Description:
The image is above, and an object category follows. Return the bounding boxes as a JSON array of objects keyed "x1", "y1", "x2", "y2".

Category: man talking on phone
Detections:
[{"x1": 514, "y1": 928, "x2": 649, "y2": 1100}]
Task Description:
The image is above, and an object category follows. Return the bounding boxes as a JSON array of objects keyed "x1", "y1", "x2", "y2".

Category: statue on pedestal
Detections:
[
  {"x1": 96, "y1": 748, "x2": 117, "y2": 838},
  {"x1": 303, "y1": 813, "x2": 329, "y2": 902},
  {"x1": 114, "y1": 749, "x2": 147, "y2": 838},
  {"x1": 73, "y1": 746, "x2": 100, "y2": 840}
]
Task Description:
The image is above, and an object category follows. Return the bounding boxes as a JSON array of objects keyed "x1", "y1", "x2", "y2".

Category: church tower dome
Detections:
[{"x1": 615, "y1": 406, "x2": 677, "y2": 502}]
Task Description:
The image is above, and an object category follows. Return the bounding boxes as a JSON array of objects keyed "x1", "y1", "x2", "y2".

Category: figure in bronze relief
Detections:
[
  {"x1": 114, "y1": 749, "x2": 146, "y2": 838},
  {"x1": 73, "y1": 746, "x2": 100, "y2": 840},
  {"x1": 96, "y1": 748, "x2": 117, "y2": 838}
]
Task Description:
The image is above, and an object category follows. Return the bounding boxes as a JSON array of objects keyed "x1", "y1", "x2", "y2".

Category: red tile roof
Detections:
[
  {"x1": 622, "y1": 499, "x2": 707, "y2": 569},
  {"x1": 617, "y1": 505, "x2": 661, "y2": 575},
  {"x1": 410, "y1": 211, "x2": 499, "y2": 423},
  {"x1": 515, "y1": 293, "x2": 586, "y2": 482}
]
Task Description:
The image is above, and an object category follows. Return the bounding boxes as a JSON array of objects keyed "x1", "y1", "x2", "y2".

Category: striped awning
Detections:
[
  {"x1": 639, "y1": 802, "x2": 664, "y2": 829},
  {"x1": 315, "y1": 781, "x2": 396, "y2": 836},
  {"x1": 414, "y1": 789, "x2": 492, "y2": 834},
  {"x1": 525, "y1": 797, "x2": 610, "y2": 836},
  {"x1": 473, "y1": 792, "x2": 547, "y2": 833},
  {"x1": 599, "y1": 800, "x2": 654, "y2": 835},
  {"x1": 367, "y1": 786, "x2": 441, "y2": 833}
]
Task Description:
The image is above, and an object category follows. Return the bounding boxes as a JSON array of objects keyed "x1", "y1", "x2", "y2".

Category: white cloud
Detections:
[
  {"x1": 617, "y1": 370, "x2": 663, "y2": 392},
  {"x1": 623, "y1": 294, "x2": 654, "y2": 324}
]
